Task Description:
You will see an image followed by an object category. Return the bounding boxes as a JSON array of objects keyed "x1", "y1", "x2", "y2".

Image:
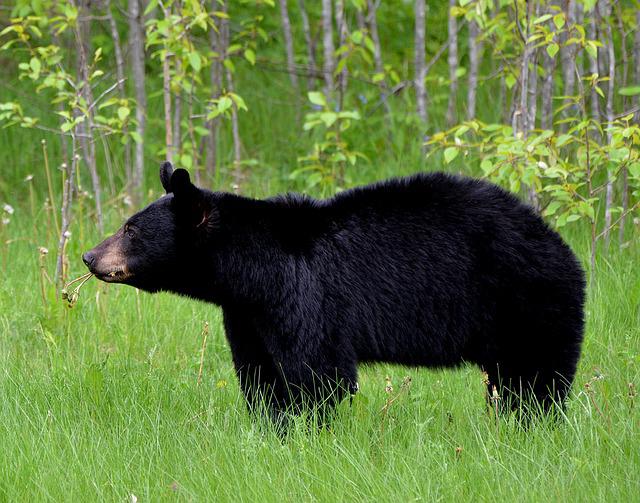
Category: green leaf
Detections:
[
  {"x1": 188, "y1": 51, "x2": 202, "y2": 72},
  {"x1": 544, "y1": 201, "x2": 562, "y2": 217},
  {"x1": 444, "y1": 147, "x2": 459, "y2": 164},
  {"x1": 553, "y1": 13, "x2": 565, "y2": 30},
  {"x1": 130, "y1": 131, "x2": 143, "y2": 144},
  {"x1": 117, "y1": 106, "x2": 130, "y2": 121},
  {"x1": 244, "y1": 49, "x2": 256, "y2": 66},
  {"x1": 546, "y1": 43, "x2": 559, "y2": 58},
  {"x1": 308, "y1": 91, "x2": 327, "y2": 107},
  {"x1": 144, "y1": 0, "x2": 159, "y2": 16},
  {"x1": 320, "y1": 112, "x2": 337, "y2": 127},
  {"x1": 480, "y1": 159, "x2": 493, "y2": 175},
  {"x1": 619, "y1": 86, "x2": 640, "y2": 97},
  {"x1": 217, "y1": 96, "x2": 232, "y2": 113},
  {"x1": 505, "y1": 74, "x2": 517, "y2": 89},
  {"x1": 533, "y1": 14, "x2": 552, "y2": 25}
]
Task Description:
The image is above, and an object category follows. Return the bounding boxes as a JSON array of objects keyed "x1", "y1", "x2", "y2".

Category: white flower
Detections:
[
  {"x1": 63, "y1": 230, "x2": 72, "y2": 239},
  {"x1": 2, "y1": 217, "x2": 9, "y2": 225},
  {"x1": 24, "y1": 174, "x2": 34, "y2": 182},
  {"x1": 3, "y1": 204, "x2": 14, "y2": 215}
]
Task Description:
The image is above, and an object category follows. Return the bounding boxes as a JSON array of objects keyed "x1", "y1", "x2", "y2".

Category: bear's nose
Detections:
[{"x1": 82, "y1": 251, "x2": 95, "y2": 268}]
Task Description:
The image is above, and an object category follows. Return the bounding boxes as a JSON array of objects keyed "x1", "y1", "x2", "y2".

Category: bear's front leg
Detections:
[
  {"x1": 223, "y1": 310, "x2": 287, "y2": 418},
  {"x1": 269, "y1": 345, "x2": 358, "y2": 421}
]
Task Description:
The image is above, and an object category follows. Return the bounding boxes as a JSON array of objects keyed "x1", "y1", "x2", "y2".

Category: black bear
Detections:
[{"x1": 83, "y1": 162, "x2": 585, "y2": 419}]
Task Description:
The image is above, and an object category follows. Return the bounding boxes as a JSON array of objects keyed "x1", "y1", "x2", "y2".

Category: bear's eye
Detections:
[{"x1": 124, "y1": 225, "x2": 136, "y2": 239}]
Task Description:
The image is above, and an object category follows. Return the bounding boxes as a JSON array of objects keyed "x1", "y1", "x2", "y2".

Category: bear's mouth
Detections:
[{"x1": 95, "y1": 269, "x2": 131, "y2": 283}]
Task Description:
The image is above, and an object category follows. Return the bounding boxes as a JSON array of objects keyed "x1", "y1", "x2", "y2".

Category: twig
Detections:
[{"x1": 197, "y1": 322, "x2": 210, "y2": 385}]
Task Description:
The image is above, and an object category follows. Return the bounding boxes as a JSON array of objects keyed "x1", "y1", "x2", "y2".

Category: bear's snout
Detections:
[
  {"x1": 83, "y1": 234, "x2": 131, "y2": 283},
  {"x1": 82, "y1": 251, "x2": 95, "y2": 268}
]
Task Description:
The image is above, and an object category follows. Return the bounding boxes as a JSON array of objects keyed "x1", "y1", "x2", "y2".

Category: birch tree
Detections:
[
  {"x1": 278, "y1": 0, "x2": 299, "y2": 91},
  {"x1": 71, "y1": 0, "x2": 103, "y2": 232},
  {"x1": 298, "y1": 0, "x2": 318, "y2": 89},
  {"x1": 321, "y1": 0, "x2": 335, "y2": 100},
  {"x1": 105, "y1": 0, "x2": 131, "y2": 185},
  {"x1": 601, "y1": 0, "x2": 615, "y2": 247},
  {"x1": 466, "y1": 18, "x2": 481, "y2": 120},
  {"x1": 335, "y1": 0, "x2": 348, "y2": 106},
  {"x1": 128, "y1": 0, "x2": 146, "y2": 205},
  {"x1": 445, "y1": 0, "x2": 458, "y2": 126},
  {"x1": 207, "y1": 3, "x2": 222, "y2": 179},
  {"x1": 414, "y1": 0, "x2": 427, "y2": 123}
]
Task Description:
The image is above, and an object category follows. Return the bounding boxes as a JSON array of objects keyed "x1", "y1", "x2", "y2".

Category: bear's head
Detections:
[{"x1": 82, "y1": 162, "x2": 217, "y2": 294}]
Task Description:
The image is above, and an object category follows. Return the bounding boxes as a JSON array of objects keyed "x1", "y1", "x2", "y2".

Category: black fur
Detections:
[{"x1": 84, "y1": 164, "x2": 586, "y2": 418}]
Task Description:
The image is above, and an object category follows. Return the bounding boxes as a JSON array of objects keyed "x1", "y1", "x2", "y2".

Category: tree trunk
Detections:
[
  {"x1": 601, "y1": 0, "x2": 615, "y2": 248},
  {"x1": 278, "y1": 0, "x2": 299, "y2": 91},
  {"x1": 321, "y1": 0, "x2": 335, "y2": 100},
  {"x1": 128, "y1": 0, "x2": 146, "y2": 206},
  {"x1": 334, "y1": 0, "x2": 348, "y2": 108},
  {"x1": 540, "y1": 9, "x2": 557, "y2": 130},
  {"x1": 72, "y1": 0, "x2": 103, "y2": 233},
  {"x1": 366, "y1": 0, "x2": 393, "y2": 132},
  {"x1": 587, "y1": 14, "x2": 601, "y2": 123},
  {"x1": 414, "y1": 0, "x2": 427, "y2": 123},
  {"x1": 163, "y1": 53, "x2": 173, "y2": 163},
  {"x1": 173, "y1": 58, "x2": 182, "y2": 159},
  {"x1": 445, "y1": 0, "x2": 458, "y2": 126},
  {"x1": 466, "y1": 18, "x2": 481, "y2": 120},
  {"x1": 634, "y1": 9, "x2": 640, "y2": 124},
  {"x1": 560, "y1": 0, "x2": 577, "y2": 119},
  {"x1": 298, "y1": 0, "x2": 318, "y2": 89},
  {"x1": 105, "y1": 0, "x2": 131, "y2": 184},
  {"x1": 207, "y1": 3, "x2": 222, "y2": 181},
  {"x1": 221, "y1": 0, "x2": 242, "y2": 188}
]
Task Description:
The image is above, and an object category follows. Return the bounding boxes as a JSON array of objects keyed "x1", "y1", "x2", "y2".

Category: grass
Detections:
[{"x1": 0, "y1": 179, "x2": 638, "y2": 502}]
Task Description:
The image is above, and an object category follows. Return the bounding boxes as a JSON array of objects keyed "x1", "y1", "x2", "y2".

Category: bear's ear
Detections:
[
  {"x1": 160, "y1": 161, "x2": 174, "y2": 193},
  {"x1": 170, "y1": 168, "x2": 217, "y2": 231},
  {"x1": 170, "y1": 168, "x2": 197, "y2": 199}
]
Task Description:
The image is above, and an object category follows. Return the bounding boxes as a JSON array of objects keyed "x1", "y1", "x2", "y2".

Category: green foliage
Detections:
[{"x1": 291, "y1": 92, "x2": 366, "y2": 193}]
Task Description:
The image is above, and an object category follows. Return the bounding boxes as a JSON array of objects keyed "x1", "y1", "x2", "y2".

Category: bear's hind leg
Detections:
[{"x1": 484, "y1": 362, "x2": 576, "y2": 415}]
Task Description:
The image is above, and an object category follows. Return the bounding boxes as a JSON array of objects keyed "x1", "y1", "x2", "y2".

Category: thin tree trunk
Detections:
[
  {"x1": 163, "y1": 53, "x2": 174, "y2": 163},
  {"x1": 298, "y1": 0, "x2": 317, "y2": 89},
  {"x1": 321, "y1": 0, "x2": 335, "y2": 100},
  {"x1": 221, "y1": 0, "x2": 242, "y2": 187},
  {"x1": 71, "y1": 0, "x2": 103, "y2": 233},
  {"x1": 446, "y1": 0, "x2": 458, "y2": 126},
  {"x1": 587, "y1": 14, "x2": 601, "y2": 123},
  {"x1": 278, "y1": 0, "x2": 299, "y2": 91},
  {"x1": 560, "y1": 0, "x2": 577, "y2": 117},
  {"x1": 207, "y1": 3, "x2": 221, "y2": 180},
  {"x1": 128, "y1": 0, "x2": 146, "y2": 206},
  {"x1": 602, "y1": 0, "x2": 615, "y2": 248},
  {"x1": 528, "y1": 47, "x2": 539, "y2": 131},
  {"x1": 105, "y1": 0, "x2": 131, "y2": 184},
  {"x1": 366, "y1": 0, "x2": 393, "y2": 132},
  {"x1": 613, "y1": 2, "x2": 629, "y2": 110},
  {"x1": 335, "y1": 0, "x2": 348, "y2": 108},
  {"x1": 634, "y1": 9, "x2": 640, "y2": 124},
  {"x1": 517, "y1": 0, "x2": 539, "y2": 208},
  {"x1": 414, "y1": 0, "x2": 427, "y2": 123},
  {"x1": 540, "y1": 8, "x2": 557, "y2": 130},
  {"x1": 173, "y1": 58, "x2": 182, "y2": 158},
  {"x1": 466, "y1": 18, "x2": 481, "y2": 120}
]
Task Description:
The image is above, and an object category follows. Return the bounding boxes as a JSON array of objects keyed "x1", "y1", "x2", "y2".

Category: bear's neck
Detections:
[{"x1": 181, "y1": 192, "x2": 320, "y2": 307}]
